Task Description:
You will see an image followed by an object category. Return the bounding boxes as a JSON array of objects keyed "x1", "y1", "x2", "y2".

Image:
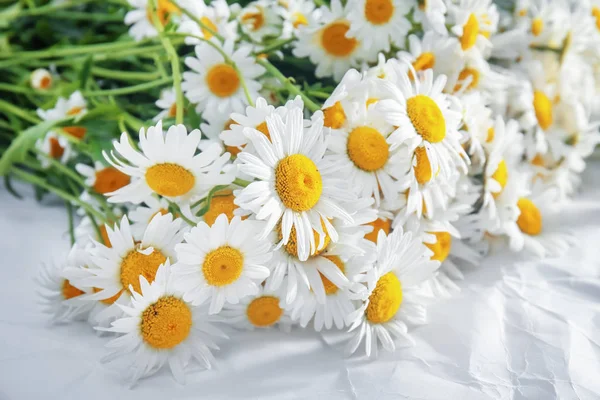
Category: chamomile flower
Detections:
[
  {"x1": 37, "y1": 90, "x2": 87, "y2": 121},
  {"x1": 234, "y1": 101, "x2": 355, "y2": 261},
  {"x1": 219, "y1": 285, "x2": 293, "y2": 331},
  {"x1": 412, "y1": 0, "x2": 448, "y2": 35},
  {"x1": 172, "y1": 215, "x2": 272, "y2": 314},
  {"x1": 219, "y1": 97, "x2": 277, "y2": 154},
  {"x1": 346, "y1": 0, "x2": 411, "y2": 53},
  {"x1": 153, "y1": 88, "x2": 178, "y2": 121},
  {"x1": 100, "y1": 263, "x2": 228, "y2": 384},
  {"x1": 182, "y1": 40, "x2": 265, "y2": 116},
  {"x1": 396, "y1": 32, "x2": 463, "y2": 81},
  {"x1": 30, "y1": 68, "x2": 53, "y2": 90},
  {"x1": 345, "y1": 228, "x2": 439, "y2": 357},
  {"x1": 76, "y1": 162, "x2": 131, "y2": 195},
  {"x1": 280, "y1": 0, "x2": 316, "y2": 36},
  {"x1": 35, "y1": 131, "x2": 74, "y2": 168},
  {"x1": 177, "y1": 0, "x2": 238, "y2": 44},
  {"x1": 198, "y1": 111, "x2": 234, "y2": 154},
  {"x1": 448, "y1": 0, "x2": 498, "y2": 59},
  {"x1": 239, "y1": 0, "x2": 284, "y2": 42},
  {"x1": 103, "y1": 121, "x2": 234, "y2": 205},
  {"x1": 128, "y1": 196, "x2": 172, "y2": 238},
  {"x1": 125, "y1": 0, "x2": 183, "y2": 41},
  {"x1": 458, "y1": 91, "x2": 494, "y2": 164},
  {"x1": 293, "y1": 0, "x2": 372, "y2": 81}
]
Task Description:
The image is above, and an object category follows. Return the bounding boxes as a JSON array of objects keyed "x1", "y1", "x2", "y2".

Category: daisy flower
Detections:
[
  {"x1": 345, "y1": 227, "x2": 439, "y2": 357},
  {"x1": 30, "y1": 68, "x2": 53, "y2": 90},
  {"x1": 346, "y1": 0, "x2": 411, "y2": 53},
  {"x1": 76, "y1": 161, "x2": 131, "y2": 195},
  {"x1": 448, "y1": 0, "x2": 498, "y2": 59},
  {"x1": 100, "y1": 263, "x2": 228, "y2": 385},
  {"x1": 153, "y1": 88, "x2": 178, "y2": 121},
  {"x1": 103, "y1": 121, "x2": 234, "y2": 206},
  {"x1": 128, "y1": 196, "x2": 173, "y2": 239},
  {"x1": 458, "y1": 91, "x2": 494, "y2": 164},
  {"x1": 238, "y1": 0, "x2": 285, "y2": 42},
  {"x1": 182, "y1": 40, "x2": 265, "y2": 116},
  {"x1": 172, "y1": 215, "x2": 272, "y2": 314},
  {"x1": 198, "y1": 111, "x2": 234, "y2": 154},
  {"x1": 124, "y1": 0, "x2": 184, "y2": 41},
  {"x1": 234, "y1": 100, "x2": 355, "y2": 261},
  {"x1": 363, "y1": 208, "x2": 394, "y2": 244},
  {"x1": 293, "y1": 0, "x2": 373, "y2": 81},
  {"x1": 37, "y1": 90, "x2": 87, "y2": 121},
  {"x1": 280, "y1": 0, "x2": 316, "y2": 37},
  {"x1": 177, "y1": 0, "x2": 238, "y2": 45},
  {"x1": 219, "y1": 285, "x2": 294, "y2": 331},
  {"x1": 412, "y1": 0, "x2": 448, "y2": 35}
]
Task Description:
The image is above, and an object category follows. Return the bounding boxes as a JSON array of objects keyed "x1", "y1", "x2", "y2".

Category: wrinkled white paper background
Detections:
[{"x1": 1, "y1": 165, "x2": 599, "y2": 400}]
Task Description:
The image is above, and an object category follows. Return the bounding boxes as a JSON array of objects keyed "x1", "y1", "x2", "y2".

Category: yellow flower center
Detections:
[
  {"x1": 66, "y1": 106, "x2": 84, "y2": 116},
  {"x1": 531, "y1": 153, "x2": 545, "y2": 166},
  {"x1": 293, "y1": 12, "x2": 308, "y2": 28},
  {"x1": 140, "y1": 296, "x2": 192, "y2": 349},
  {"x1": 531, "y1": 17, "x2": 543, "y2": 36},
  {"x1": 61, "y1": 279, "x2": 85, "y2": 300},
  {"x1": 202, "y1": 246, "x2": 244, "y2": 286},
  {"x1": 366, "y1": 98, "x2": 379, "y2": 107},
  {"x1": 279, "y1": 220, "x2": 331, "y2": 258},
  {"x1": 275, "y1": 154, "x2": 323, "y2": 212},
  {"x1": 518, "y1": 8, "x2": 527, "y2": 17},
  {"x1": 203, "y1": 190, "x2": 240, "y2": 226},
  {"x1": 49, "y1": 137, "x2": 65, "y2": 159},
  {"x1": 93, "y1": 167, "x2": 131, "y2": 194},
  {"x1": 255, "y1": 120, "x2": 271, "y2": 141},
  {"x1": 168, "y1": 103, "x2": 177, "y2": 118},
  {"x1": 516, "y1": 198, "x2": 542, "y2": 235},
  {"x1": 246, "y1": 296, "x2": 283, "y2": 327},
  {"x1": 407, "y1": 95, "x2": 446, "y2": 143},
  {"x1": 424, "y1": 231, "x2": 452, "y2": 262},
  {"x1": 146, "y1": 0, "x2": 179, "y2": 26},
  {"x1": 364, "y1": 218, "x2": 391, "y2": 243},
  {"x1": 321, "y1": 21, "x2": 358, "y2": 57},
  {"x1": 93, "y1": 287, "x2": 121, "y2": 305},
  {"x1": 592, "y1": 7, "x2": 600, "y2": 31},
  {"x1": 120, "y1": 248, "x2": 167, "y2": 295},
  {"x1": 62, "y1": 126, "x2": 87, "y2": 139},
  {"x1": 323, "y1": 101, "x2": 346, "y2": 129},
  {"x1": 533, "y1": 90, "x2": 553, "y2": 130},
  {"x1": 200, "y1": 16, "x2": 218, "y2": 39},
  {"x1": 347, "y1": 126, "x2": 389, "y2": 172},
  {"x1": 242, "y1": 9, "x2": 265, "y2": 31},
  {"x1": 321, "y1": 255, "x2": 345, "y2": 295},
  {"x1": 409, "y1": 52, "x2": 435, "y2": 80},
  {"x1": 461, "y1": 13, "x2": 480, "y2": 50},
  {"x1": 491, "y1": 159, "x2": 508, "y2": 198},
  {"x1": 366, "y1": 272, "x2": 402, "y2": 324},
  {"x1": 413, "y1": 146, "x2": 433, "y2": 185},
  {"x1": 206, "y1": 64, "x2": 240, "y2": 98},
  {"x1": 145, "y1": 163, "x2": 195, "y2": 197},
  {"x1": 486, "y1": 127, "x2": 495, "y2": 143},
  {"x1": 364, "y1": 0, "x2": 395, "y2": 25},
  {"x1": 40, "y1": 75, "x2": 52, "y2": 90},
  {"x1": 454, "y1": 67, "x2": 480, "y2": 92}
]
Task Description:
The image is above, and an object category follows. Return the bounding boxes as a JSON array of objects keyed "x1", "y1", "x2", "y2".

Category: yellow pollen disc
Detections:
[
  {"x1": 407, "y1": 95, "x2": 446, "y2": 143},
  {"x1": 225, "y1": 145, "x2": 243, "y2": 157},
  {"x1": 364, "y1": 218, "x2": 391, "y2": 243},
  {"x1": 413, "y1": 146, "x2": 433, "y2": 185},
  {"x1": 323, "y1": 101, "x2": 347, "y2": 129},
  {"x1": 293, "y1": 12, "x2": 308, "y2": 28},
  {"x1": 62, "y1": 126, "x2": 87, "y2": 139},
  {"x1": 517, "y1": 198, "x2": 542, "y2": 235},
  {"x1": 491, "y1": 159, "x2": 508, "y2": 198},
  {"x1": 66, "y1": 106, "x2": 84, "y2": 116},
  {"x1": 40, "y1": 76, "x2": 52, "y2": 89},
  {"x1": 146, "y1": 0, "x2": 179, "y2": 26},
  {"x1": 141, "y1": 296, "x2": 192, "y2": 349},
  {"x1": 255, "y1": 120, "x2": 271, "y2": 141},
  {"x1": 202, "y1": 246, "x2": 244, "y2": 286},
  {"x1": 592, "y1": 7, "x2": 600, "y2": 31},
  {"x1": 168, "y1": 103, "x2": 177, "y2": 118},
  {"x1": 531, "y1": 154, "x2": 545, "y2": 166},
  {"x1": 347, "y1": 126, "x2": 389, "y2": 172},
  {"x1": 206, "y1": 64, "x2": 240, "y2": 98},
  {"x1": 275, "y1": 154, "x2": 323, "y2": 212},
  {"x1": 49, "y1": 137, "x2": 65, "y2": 159},
  {"x1": 279, "y1": 220, "x2": 331, "y2": 258},
  {"x1": 531, "y1": 17, "x2": 543, "y2": 36},
  {"x1": 246, "y1": 296, "x2": 283, "y2": 327},
  {"x1": 93, "y1": 167, "x2": 131, "y2": 194},
  {"x1": 120, "y1": 248, "x2": 167, "y2": 295},
  {"x1": 321, "y1": 255, "x2": 345, "y2": 295},
  {"x1": 93, "y1": 287, "x2": 122, "y2": 305},
  {"x1": 454, "y1": 67, "x2": 480, "y2": 92},
  {"x1": 62, "y1": 279, "x2": 84, "y2": 300},
  {"x1": 518, "y1": 8, "x2": 527, "y2": 17},
  {"x1": 486, "y1": 127, "x2": 495, "y2": 143},
  {"x1": 461, "y1": 13, "x2": 480, "y2": 50},
  {"x1": 409, "y1": 52, "x2": 435, "y2": 80},
  {"x1": 366, "y1": 272, "x2": 402, "y2": 324},
  {"x1": 200, "y1": 16, "x2": 218, "y2": 39},
  {"x1": 533, "y1": 90, "x2": 553, "y2": 130},
  {"x1": 203, "y1": 190, "x2": 239, "y2": 226},
  {"x1": 242, "y1": 10, "x2": 265, "y2": 31},
  {"x1": 424, "y1": 231, "x2": 452, "y2": 262},
  {"x1": 320, "y1": 21, "x2": 358, "y2": 57},
  {"x1": 366, "y1": 98, "x2": 378, "y2": 107},
  {"x1": 145, "y1": 163, "x2": 195, "y2": 197},
  {"x1": 364, "y1": 0, "x2": 395, "y2": 25}
]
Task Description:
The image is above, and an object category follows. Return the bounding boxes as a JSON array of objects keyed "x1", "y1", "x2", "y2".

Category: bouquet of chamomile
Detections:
[{"x1": 1, "y1": 0, "x2": 598, "y2": 385}]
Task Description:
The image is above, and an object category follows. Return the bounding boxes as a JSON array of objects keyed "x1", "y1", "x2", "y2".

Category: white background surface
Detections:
[{"x1": 1, "y1": 165, "x2": 600, "y2": 400}]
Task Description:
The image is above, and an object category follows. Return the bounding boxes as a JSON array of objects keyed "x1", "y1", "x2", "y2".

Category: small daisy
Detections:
[
  {"x1": 37, "y1": 90, "x2": 87, "y2": 121},
  {"x1": 76, "y1": 161, "x2": 131, "y2": 195},
  {"x1": 125, "y1": 0, "x2": 184, "y2": 41},
  {"x1": 103, "y1": 121, "x2": 235, "y2": 206},
  {"x1": 182, "y1": 40, "x2": 265, "y2": 116},
  {"x1": 177, "y1": 0, "x2": 238, "y2": 44},
  {"x1": 172, "y1": 215, "x2": 272, "y2": 314},
  {"x1": 234, "y1": 101, "x2": 355, "y2": 261},
  {"x1": 198, "y1": 111, "x2": 234, "y2": 154},
  {"x1": 346, "y1": 0, "x2": 411, "y2": 53},
  {"x1": 458, "y1": 91, "x2": 494, "y2": 164},
  {"x1": 128, "y1": 196, "x2": 173, "y2": 239},
  {"x1": 448, "y1": 0, "x2": 498, "y2": 59},
  {"x1": 412, "y1": 0, "x2": 448, "y2": 35},
  {"x1": 153, "y1": 88, "x2": 178, "y2": 122},
  {"x1": 238, "y1": 0, "x2": 285, "y2": 42},
  {"x1": 30, "y1": 68, "x2": 53, "y2": 90},
  {"x1": 100, "y1": 263, "x2": 228, "y2": 385},
  {"x1": 345, "y1": 227, "x2": 439, "y2": 357},
  {"x1": 293, "y1": 0, "x2": 373, "y2": 81},
  {"x1": 280, "y1": 0, "x2": 316, "y2": 37}
]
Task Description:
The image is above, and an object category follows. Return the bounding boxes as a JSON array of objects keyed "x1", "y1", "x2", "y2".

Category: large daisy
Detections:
[
  {"x1": 99, "y1": 263, "x2": 228, "y2": 385},
  {"x1": 234, "y1": 100, "x2": 355, "y2": 261},
  {"x1": 103, "y1": 121, "x2": 234, "y2": 206},
  {"x1": 182, "y1": 40, "x2": 265, "y2": 116},
  {"x1": 172, "y1": 215, "x2": 272, "y2": 314}
]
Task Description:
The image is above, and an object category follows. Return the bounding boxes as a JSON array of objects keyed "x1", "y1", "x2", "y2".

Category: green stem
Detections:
[
  {"x1": 35, "y1": 150, "x2": 86, "y2": 187},
  {"x1": 307, "y1": 90, "x2": 332, "y2": 99},
  {"x1": 83, "y1": 77, "x2": 172, "y2": 96},
  {"x1": 0, "y1": 82, "x2": 55, "y2": 96},
  {"x1": 47, "y1": 10, "x2": 124, "y2": 22},
  {"x1": 168, "y1": 201, "x2": 196, "y2": 226},
  {"x1": 255, "y1": 37, "x2": 295, "y2": 55},
  {"x1": 0, "y1": 99, "x2": 40, "y2": 124},
  {"x1": 170, "y1": 0, "x2": 224, "y2": 42},
  {"x1": 91, "y1": 67, "x2": 161, "y2": 82},
  {"x1": 65, "y1": 200, "x2": 75, "y2": 245},
  {"x1": 233, "y1": 178, "x2": 252, "y2": 187},
  {"x1": 13, "y1": 0, "x2": 96, "y2": 17},
  {"x1": 257, "y1": 59, "x2": 321, "y2": 112}
]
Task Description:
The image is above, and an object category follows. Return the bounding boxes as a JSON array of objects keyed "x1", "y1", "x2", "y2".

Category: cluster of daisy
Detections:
[{"x1": 30, "y1": 0, "x2": 600, "y2": 387}]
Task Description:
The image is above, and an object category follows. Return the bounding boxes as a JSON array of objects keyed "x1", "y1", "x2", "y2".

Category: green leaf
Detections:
[
  {"x1": 0, "y1": 3, "x2": 22, "y2": 29},
  {"x1": 0, "y1": 118, "x2": 65, "y2": 176},
  {"x1": 79, "y1": 56, "x2": 94, "y2": 90}
]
